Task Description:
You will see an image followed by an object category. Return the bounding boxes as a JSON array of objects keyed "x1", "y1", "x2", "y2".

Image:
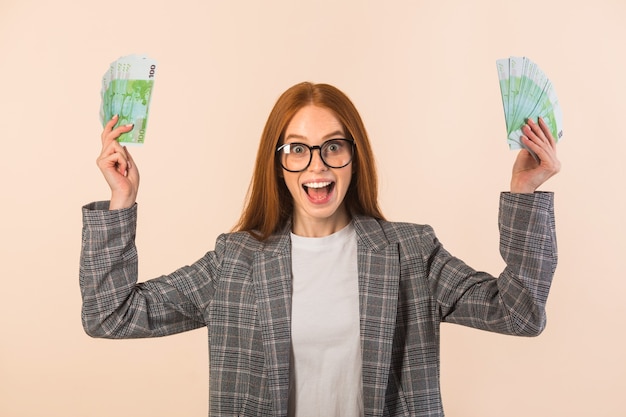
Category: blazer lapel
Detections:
[
  {"x1": 252, "y1": 227, "x2": 292, "y2": 417},
  {"x1": 354, "y1": 216, "x2": 400, "y2": 417}
]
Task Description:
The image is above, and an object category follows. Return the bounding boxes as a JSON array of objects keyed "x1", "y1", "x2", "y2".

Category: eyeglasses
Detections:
[{"x1": 276, "y1": 138, "x2": 355, "y2": 172}]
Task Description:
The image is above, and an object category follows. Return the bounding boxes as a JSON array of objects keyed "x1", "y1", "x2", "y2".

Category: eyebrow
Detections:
[{"x1": 284, "y1": 130, "x2": 346, "y2": 142}]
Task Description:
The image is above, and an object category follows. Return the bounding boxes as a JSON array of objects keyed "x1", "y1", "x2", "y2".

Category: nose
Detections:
[{"x1": 308, "y1": 147, "x2": 327, "y2": 171}]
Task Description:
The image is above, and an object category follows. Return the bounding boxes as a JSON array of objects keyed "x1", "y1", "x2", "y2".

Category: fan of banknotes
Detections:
[
  {"x1": 100, "y1": 54, "x2": 157, "y2": 145},
  {"x1": 496, "y1": 56, "x2": 563, "y2": 157}
]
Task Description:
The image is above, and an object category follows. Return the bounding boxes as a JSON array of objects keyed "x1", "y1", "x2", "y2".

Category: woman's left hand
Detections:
[{"x1": 510, "y1": 117, "x2": 561, "y2": 193}]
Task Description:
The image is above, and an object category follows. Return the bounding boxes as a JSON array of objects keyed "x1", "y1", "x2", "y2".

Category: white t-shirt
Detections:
[{"x1": 288, "y1": 223, "x2": 363, "y2": 417}]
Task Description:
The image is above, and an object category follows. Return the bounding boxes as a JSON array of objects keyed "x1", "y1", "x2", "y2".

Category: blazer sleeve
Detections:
[
  {"x1": 425, "y1": 192, "x2": 557, "y2": 336},
  {"x1": 79, "y1": 201, "x2": 222, "y2": 339}
]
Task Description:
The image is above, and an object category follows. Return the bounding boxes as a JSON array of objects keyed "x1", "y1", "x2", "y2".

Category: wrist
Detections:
[
  {"x1": 510, "y1": 183, "x2": 536, "y2": 194},
  {"x1": 109, "y1": 194, "x2": 136, "y2": 210},
  {"x1": 510, "y1": 187, "x2": 536, "y2": 194}
]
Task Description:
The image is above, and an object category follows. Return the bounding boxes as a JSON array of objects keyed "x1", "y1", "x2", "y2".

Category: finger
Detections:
[
  {"x1": 104, "y1": 113, "x2": 119, "y2": 130},
  {"x1": 104, "y1": 123, "x2": 135, "y2": 145},
  {"x1": 98, "y1": 139, "x2": 131, "y2": 175},
  {"x1": 101, "y1": 117, "x2": 134, "y2": 146},
  {"x1": 521, "y1": 130, "x2": 559, "y2": 172},
  {"x1": 101, "y1": 114, "x2": 119, "y2": 144},
  {"x1": 529, "y1": 118, "x2": 558, "y2": 158},
  {"x1": 99, "y1": 133, "x2": 127, "y2": 160},
  {"x1": 123, "y1": 146, "x2": 133, "y2": 172},
  {"x1": 124, "y1": 146, "x2": 140, "y2": 183},
  {"x1": 98, "y1": 150, "x2": 130, "y2": 177},
  {"x1": 537, "y1": 117, "x2": 557, "y2": 148},
  {"x1": 524, "y1": 118, "x2": 548, "y2": 143},
  {"x1": 517, "y1": 136, "x2": 541, "y2": 165}
]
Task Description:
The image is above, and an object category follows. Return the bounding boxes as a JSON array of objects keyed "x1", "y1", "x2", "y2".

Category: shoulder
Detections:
[
  {"x1": 214, "y1": 228, "x2": 290, "y2": 259},
  {"x1": 353, "y1": 216, "x2": 438, "y2": 252},
  {"x1": 214, "y1": 230, "x2": 262, "y2": 255}
]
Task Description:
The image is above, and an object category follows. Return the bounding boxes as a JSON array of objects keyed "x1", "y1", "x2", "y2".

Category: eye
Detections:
[
  {"x1": 290, "y1": 144, "x2": 307, "y2": 154},
  {"x1": 325, "y1": 140, "x2": 344, "y2": 153}
]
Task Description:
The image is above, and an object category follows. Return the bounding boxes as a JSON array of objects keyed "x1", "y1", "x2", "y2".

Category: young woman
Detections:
[{"x1": 81, "y1": 82, "x2": 560, "y2": 417}]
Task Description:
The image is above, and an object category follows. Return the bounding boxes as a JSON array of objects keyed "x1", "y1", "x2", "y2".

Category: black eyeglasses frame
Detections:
[{"x1": 275, "y1": 138, "x2": 356, "y2": 173}]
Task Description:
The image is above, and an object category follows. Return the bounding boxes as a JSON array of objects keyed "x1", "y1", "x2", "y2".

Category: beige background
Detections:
[{"x1": 1, "y1": 0, "x2": 625, "y2": 416}]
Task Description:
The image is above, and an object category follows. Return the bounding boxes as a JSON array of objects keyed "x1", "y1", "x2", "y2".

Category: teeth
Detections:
[{"x1": 304, "y1": 181, "x2": 332, "y2": 189}]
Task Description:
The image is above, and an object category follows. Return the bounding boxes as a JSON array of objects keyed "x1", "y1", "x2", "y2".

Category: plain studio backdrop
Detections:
[{"x1": 1, "y1": 1, "x2": 624, "y2": 416}]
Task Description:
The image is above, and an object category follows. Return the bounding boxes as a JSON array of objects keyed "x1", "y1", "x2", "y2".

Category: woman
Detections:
[{"x1": 81, "y1": 82, "x2": 560, "y2": 416}]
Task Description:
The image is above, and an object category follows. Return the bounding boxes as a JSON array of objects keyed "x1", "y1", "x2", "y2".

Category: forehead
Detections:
[{"x1": 284, "y1": 105, "x2": 344, "y2": 139}]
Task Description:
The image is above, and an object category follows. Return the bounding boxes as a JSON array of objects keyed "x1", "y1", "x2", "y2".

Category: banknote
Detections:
[
  {"x1": 496, "y1": 56, "x2": 563, "y2": 158},
  {"x1": 100, "y1": 54, "x2": 157, "y2": 144}
]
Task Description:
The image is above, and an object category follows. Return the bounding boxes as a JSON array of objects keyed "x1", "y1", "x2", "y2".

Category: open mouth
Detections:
[{"x1": 303, "y1": 181, "x2": 335, "y2": 202}]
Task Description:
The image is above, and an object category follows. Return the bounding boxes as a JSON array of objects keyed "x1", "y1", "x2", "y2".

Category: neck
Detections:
[{"x1": 291, "y1": 209, "x2": 351, "y2": 238}]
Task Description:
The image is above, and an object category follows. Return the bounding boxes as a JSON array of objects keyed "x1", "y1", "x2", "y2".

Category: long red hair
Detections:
[{"x1": 233, "y1": 82, "x2": 384, "y2": 240}]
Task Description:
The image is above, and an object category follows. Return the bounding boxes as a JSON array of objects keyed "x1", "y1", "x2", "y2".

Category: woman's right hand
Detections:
[{"x1": 97, "y1": 115, "x2": 140, "y2": 210}]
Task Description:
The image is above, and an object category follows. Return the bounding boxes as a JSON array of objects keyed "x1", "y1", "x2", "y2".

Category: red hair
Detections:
[{"x1": 233, "y1": 82, "x2": 384, "y2": 240}]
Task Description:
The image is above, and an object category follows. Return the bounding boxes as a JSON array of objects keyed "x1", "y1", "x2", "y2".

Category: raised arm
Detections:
[{"x1": 80, "y1": 117, "x2": 211, "y2": 338}]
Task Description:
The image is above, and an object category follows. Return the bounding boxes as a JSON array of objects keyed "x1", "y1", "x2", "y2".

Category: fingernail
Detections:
[{"x1": 112, "y1": 114, "x2": 119, "y2": 120}]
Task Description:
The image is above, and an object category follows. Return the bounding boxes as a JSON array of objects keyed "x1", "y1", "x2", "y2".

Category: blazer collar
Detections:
[
  {"x1": 352, "y1": 215, "x2": 392, "y2": 252},
  {"x1": 259, "y1": 215, "x2": 391, "y2": 253}
]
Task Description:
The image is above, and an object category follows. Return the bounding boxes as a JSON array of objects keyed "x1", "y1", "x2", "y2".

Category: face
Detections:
[{"x1": 281, "y1": 105, "x2": 353, "y2": 237}]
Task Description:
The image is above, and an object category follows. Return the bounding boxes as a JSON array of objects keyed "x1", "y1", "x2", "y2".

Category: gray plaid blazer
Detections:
[{"x1": 80, "y1": 192, "x2": 556, "y2": 417}]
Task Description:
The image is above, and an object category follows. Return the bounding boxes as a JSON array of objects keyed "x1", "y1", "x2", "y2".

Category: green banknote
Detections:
[
  {"x1": 100, "y1": 54, "x2": 157, "y2": 145},
  {"x1": 496, "y1": 56, "x2": 563, "y2": 158}
]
